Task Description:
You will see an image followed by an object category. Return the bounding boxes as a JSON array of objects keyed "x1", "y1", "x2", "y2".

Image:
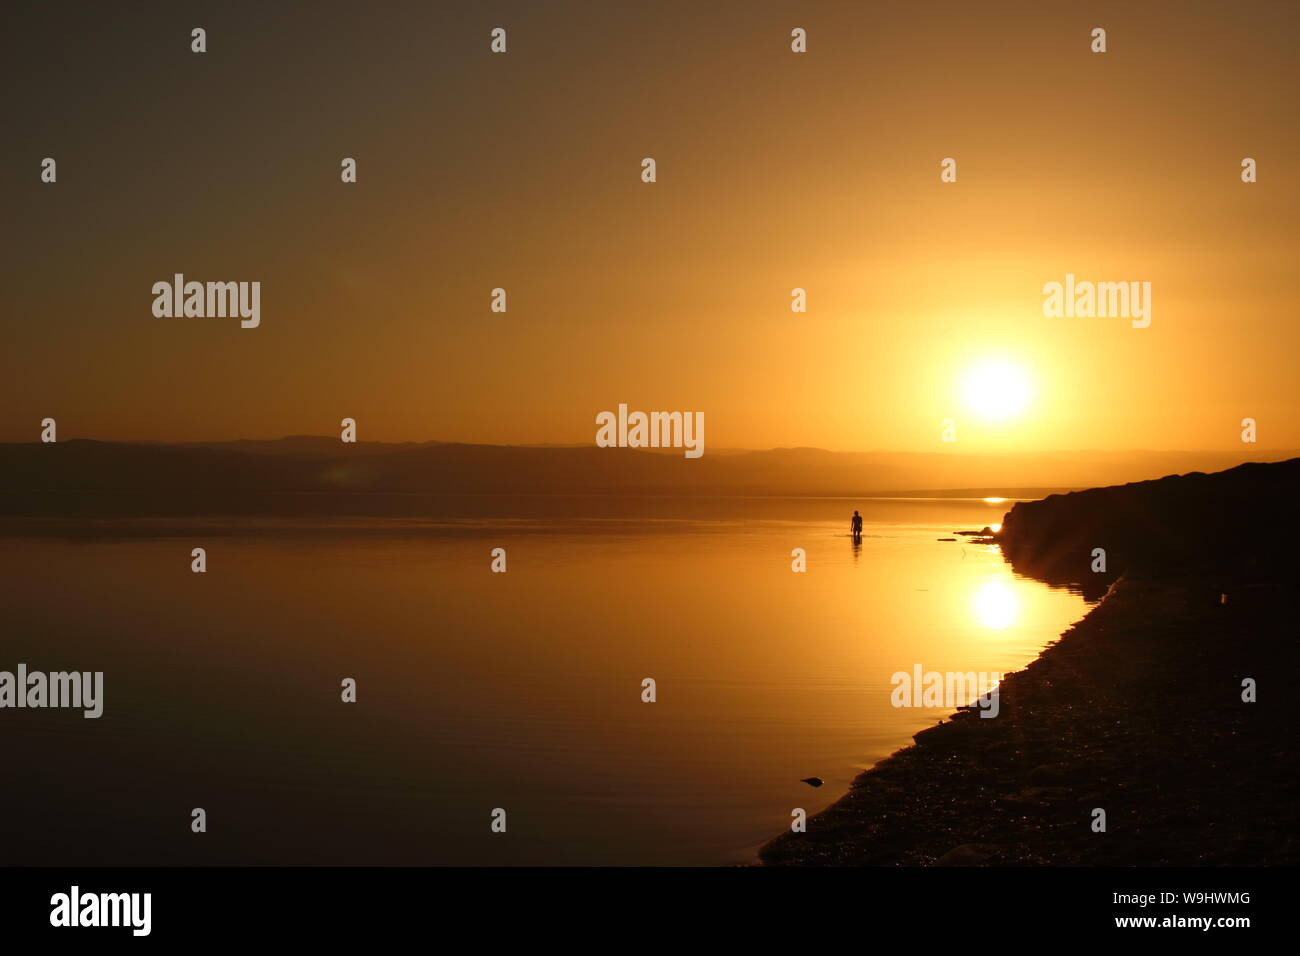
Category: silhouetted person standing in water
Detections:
[{"x1": 850, "y1": 510, "x2": 863, "y2": 538}]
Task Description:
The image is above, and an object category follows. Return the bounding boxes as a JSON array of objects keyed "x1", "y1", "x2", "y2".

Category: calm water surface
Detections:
[{"x1": 0, "y1": 496, "x2": 1090, "y2": 865}]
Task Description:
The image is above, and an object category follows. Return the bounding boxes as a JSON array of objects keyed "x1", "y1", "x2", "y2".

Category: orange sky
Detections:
[{"x1": 5, "y1": 0, "x2": 1297, "y2": 452}]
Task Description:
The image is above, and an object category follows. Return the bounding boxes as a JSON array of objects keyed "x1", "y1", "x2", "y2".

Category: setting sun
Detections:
[{"x1": 961, "y1": 359, "x2": 1033, "y2": 423}]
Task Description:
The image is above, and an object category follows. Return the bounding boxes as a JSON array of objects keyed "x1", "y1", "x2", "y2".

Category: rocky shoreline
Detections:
[{"x1": 761, "y1": 459, "x2": 1300, "y2": 866}]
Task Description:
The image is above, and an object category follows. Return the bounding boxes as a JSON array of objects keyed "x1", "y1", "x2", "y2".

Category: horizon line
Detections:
[{"x1": 6, "y1": 435, "x2": 1300, "y2": 458}]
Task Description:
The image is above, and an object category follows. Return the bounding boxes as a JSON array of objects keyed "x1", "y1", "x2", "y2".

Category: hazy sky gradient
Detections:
[{"x1": 4, "y1": 0, "x2": 1297, "y2": 451}]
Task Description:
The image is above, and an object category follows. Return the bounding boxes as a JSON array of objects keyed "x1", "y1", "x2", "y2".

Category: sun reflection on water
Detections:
[{"x1": 973, "y1": 578, "x2": 1019, "y2": 629}]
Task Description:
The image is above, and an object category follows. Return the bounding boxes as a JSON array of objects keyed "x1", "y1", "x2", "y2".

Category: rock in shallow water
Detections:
[{"x1": 935, "y1": 844, "x2": 999, "y2": 866}]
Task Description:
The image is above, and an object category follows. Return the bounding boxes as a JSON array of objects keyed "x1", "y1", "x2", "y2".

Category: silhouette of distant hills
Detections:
[{"x1": 2, "y1": 438, "x2": 1296, "y2": 516}]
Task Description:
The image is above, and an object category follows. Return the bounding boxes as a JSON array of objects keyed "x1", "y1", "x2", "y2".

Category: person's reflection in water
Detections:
[{"x1": 850, "y1": 533, "x2": 862, "y2": 562}]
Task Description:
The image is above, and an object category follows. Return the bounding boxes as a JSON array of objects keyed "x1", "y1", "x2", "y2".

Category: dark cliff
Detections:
[{"x1": 998, "y1": 458, "x2": 1300, "y2": 593}]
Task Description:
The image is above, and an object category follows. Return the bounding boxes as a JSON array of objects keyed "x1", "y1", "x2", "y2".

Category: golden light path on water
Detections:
[{"x1": 973, "y1": 577, "x2": 1021, "y2": 630}]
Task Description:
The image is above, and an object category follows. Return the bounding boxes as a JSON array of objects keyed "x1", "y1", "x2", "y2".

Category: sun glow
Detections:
[{"x1": 961, "y1": 359, "x2": 1032, "y2": 422}]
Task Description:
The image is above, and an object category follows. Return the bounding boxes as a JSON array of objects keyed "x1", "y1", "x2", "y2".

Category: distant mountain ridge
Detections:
[{"x1": 2, "y1": 439, "x2": 1296, "y2": 516}]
